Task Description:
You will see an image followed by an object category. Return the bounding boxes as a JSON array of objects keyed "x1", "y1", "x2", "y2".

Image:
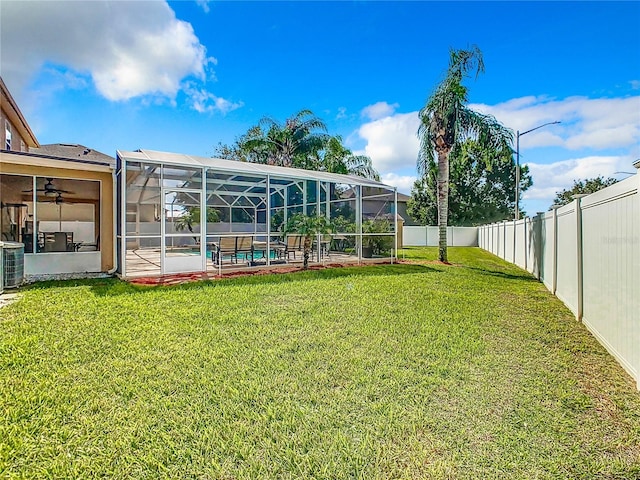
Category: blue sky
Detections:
[{"x1": 2, "y1": 1, "x2": 639, "y2": 215}]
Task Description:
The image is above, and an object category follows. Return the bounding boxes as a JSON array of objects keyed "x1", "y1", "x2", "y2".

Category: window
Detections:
[{"x1": 4, "y1": 121, "x2": 11, "y2": 150}]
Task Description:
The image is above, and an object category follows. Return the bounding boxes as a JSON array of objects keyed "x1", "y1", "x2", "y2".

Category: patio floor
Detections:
[{"x1": 123, "y1": 248, "x2": 378, "y2": 278}]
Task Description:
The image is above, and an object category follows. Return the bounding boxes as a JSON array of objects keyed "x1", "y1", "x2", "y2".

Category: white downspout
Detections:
[{"x1": 107, "y1": 165, "x2": 118, "y2": 275}]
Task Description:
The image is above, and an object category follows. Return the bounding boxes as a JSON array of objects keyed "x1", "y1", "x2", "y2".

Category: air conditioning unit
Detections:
[{"x1": 0, "y1": 242, "x2": 24, "y2": 289}]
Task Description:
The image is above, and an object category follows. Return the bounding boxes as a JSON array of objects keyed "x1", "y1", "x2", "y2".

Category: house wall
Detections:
[
  {"x1": 1, "y1": 105, "x2": 28, "y2": 152},
  {"x1": 1, "y1": 78, "x2": 38, "y2": 152},
  {"x1": 0, "y1": 152, "x2": 114, "y2": 272}
]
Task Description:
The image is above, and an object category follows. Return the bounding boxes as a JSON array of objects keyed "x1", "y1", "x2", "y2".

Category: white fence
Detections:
[
  {"x1": 479, "y1": 171, "x2": 640, "y2": 389},
  {"x1": 403, "y1": 226, "x2": 478, "y2": 247}
]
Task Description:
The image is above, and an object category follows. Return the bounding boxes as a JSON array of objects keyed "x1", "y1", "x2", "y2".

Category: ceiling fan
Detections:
[
  {"x1": 49, "y1": 192, "x2": 80, "y2": 205},
  {"x1": 22, "y1": 178, "x2": 74, "y2": 197},
  {"x1": 30, "y1": 192, "x2": 80, "y2": 205}
]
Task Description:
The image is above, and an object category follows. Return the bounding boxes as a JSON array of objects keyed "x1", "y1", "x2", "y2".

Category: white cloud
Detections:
[
  {"x1": 355, "y1": 112, "x2": 420, "y2": 174},
  {"x1": 630, "y1": 80, "x2": 640, "y2": 90},
  {"x1": 361, "y1": 101, "x2": 400, "y2": 121},
  {"x1": 336, "y1": 107, "x2": 348, "y2": 119},
  {"x1": 380, "y1": 173, "x2": 417, "y2": 195},
  {"x1": 0, "y1": 0, "x2": 235, "y2": 109},
  {"x1": 471, "y1": 95, "x2": 640, "y2": 150},
  {"x1": 186, "y1": 86, "x2": 244, "y2": 115},
  {"x1": 524, "y1": 155, "x2": 633, "y2": 200},
  {"x1": 353, "y1": 95, "x2": 639, "y2": 212},
  {"x1": 195, "y1": 0, "x2": 211, "y2": 13}
]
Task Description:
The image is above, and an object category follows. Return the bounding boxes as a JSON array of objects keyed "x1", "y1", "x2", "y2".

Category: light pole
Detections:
[{"x1": 515, "y1": 121, "x2": 561, "y2": 220}]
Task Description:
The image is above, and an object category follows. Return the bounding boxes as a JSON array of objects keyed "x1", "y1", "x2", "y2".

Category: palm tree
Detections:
[
  {"x1": 322, "y1": 135, "x2": 380, "y2": 181},
  {"x1": 242, "y1": 109, "x2": 330, "y2": 168},
  {"x1": 284, "y1": 213, "x2": 332, "y2": 270},
  {"x1": 218, "y1": 113, "x2": 381, "y2": 181},
  {"x1": 418, "y1": 46, "x2": 513, "y2": 262}
]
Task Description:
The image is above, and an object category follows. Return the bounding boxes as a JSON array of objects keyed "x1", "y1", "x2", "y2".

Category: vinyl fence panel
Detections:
[
  {"x1": 555, "y1": 202, "x2": 579, "y2": 316},
  {"x1": 448, "y1": 227, "x2": 478, "y2": 246},
  {"x1": 514, "y1": 219, "x2": 527, "y2": 269},
  {"x1": 403, "y1": 226, "x2": 427, "y2": 246},
  {"x1": 402, "y1": 226, "x2": 479, "y2": 247},
  {"x1": 580, "y1": 176, "x2": 639, "y2": 384},
  {"x1": 539, "y1": 211, "x2": 555, "y2": 290},
  {"x1": 478, "y1": 169, "x2": 640, "y2": 389},
  {"x1": 505, "y1": 221, "x2": 515, "y2": 263}
]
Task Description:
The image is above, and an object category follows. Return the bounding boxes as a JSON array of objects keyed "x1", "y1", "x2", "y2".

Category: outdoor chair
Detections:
[
  {"x1": 212, "y1": 235, "x2": 254, "y2": 265},
  {"x1": 271, "y1": 236, "x2": 287, "y2": 260},
  {"x1": 284, "y1": 234, "x2": 303, "y2": 260},
  {"x1": 213, "y1": 236, "x2": 236, "y2": 264},
  {"x1": 78, "y1": 235, "x2": 99, "y2": 251},
  {"x1": 235, "y1": 235, "x2": 254, "y2": 263},
  {"x1": 42, "y1": 232, "x2": 74, "y2": 252},
  {"x1": 314, "y1": 234, "x2": 331, "y2": 259}
]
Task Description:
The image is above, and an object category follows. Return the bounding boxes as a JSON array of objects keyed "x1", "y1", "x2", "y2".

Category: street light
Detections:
[{"x1": 515, "y1": 121, "x2": 561, "y2": 220}]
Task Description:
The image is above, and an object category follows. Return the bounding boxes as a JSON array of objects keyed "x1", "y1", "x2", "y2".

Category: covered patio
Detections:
[{"x1": 116, "y1": 150, "x2": 398, "y2": 278}]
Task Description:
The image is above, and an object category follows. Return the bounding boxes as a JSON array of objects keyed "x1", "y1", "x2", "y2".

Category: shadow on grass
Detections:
[
  {"x1": 22, "y1": 263, "x2": 441, "y2": 297},
  {"x1": 463, "y1": 265, "x2": 540, "y2": 282}
]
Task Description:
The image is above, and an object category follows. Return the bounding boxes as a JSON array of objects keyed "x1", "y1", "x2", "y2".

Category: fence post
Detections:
[
  {"x1": 523, "y1": 217, "x2": 528, "y2": 271},
  {"x1": 512, "y1": 219, "x2": 517, "y2": 264},
  {"x1": 534, "y1": 213, "x2": 543, "y2": 281},
  {"x1": 634, "y1": 160, "x2": 640, "y2": 390},
  {"x1": 550, "y1": 206, "x2": 560, "y2": 293},
  {"x1": 503, "y1": 221, "x2": 507, "y2": 260},
  {"x1": 573, "y1": 194, "x2": 588, "y2": 322}
]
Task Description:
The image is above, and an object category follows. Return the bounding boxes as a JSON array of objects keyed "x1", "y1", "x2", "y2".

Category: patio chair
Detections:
[
  {"x1": 284, "y1": 234, "x2": 303, "y2": 260},
  {"x1": 78, "y1": 235, "x2": 99, "y2": 251},
  {"x1": 235, "y1": 235, "x2": 254, "y2": 263},
  {"x1": 212, "y1": 235, "x2": 254, "y2": 265},
  {"x1": 315, "y1": 234, "x2": 331, "y2": 259},
  {"x1": 271, "y1": 236, "x2": 287, "y2": 260},
  {"x1": 213, "y1": 236, "x2": 236, "y2": 264},
  {"x1": 42, "y1": 232, "x2": 74, "y2": 252}
]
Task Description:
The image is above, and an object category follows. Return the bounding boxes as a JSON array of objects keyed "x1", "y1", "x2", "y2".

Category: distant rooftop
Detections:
[{"x1": 30, "y1": 143, "x2": 113, "y2": 165}]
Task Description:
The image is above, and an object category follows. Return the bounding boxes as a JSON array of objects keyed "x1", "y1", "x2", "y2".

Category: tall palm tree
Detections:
[{"x1": 418, "y1": 46, "x2": 513, "y2": 262}]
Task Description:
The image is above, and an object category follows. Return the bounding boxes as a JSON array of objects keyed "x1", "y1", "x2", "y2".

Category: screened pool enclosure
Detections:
[{"x1": 116, "y1": 150, "x2": 398, "y2": 278}]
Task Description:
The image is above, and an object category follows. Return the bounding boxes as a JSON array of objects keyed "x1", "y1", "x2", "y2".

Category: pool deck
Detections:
[{"x1": 123, "y1": 248, "x2": 390, "y2": 279}]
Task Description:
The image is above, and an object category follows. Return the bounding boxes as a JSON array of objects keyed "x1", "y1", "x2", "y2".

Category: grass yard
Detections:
[{"x1": 1, "y1": 247, "x2": 639, "y2": 479}]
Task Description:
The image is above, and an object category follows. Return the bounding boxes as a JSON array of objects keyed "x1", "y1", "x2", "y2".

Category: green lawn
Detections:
[{"x1": 1, "y1": 247, "x2": 639, "y2": 479}]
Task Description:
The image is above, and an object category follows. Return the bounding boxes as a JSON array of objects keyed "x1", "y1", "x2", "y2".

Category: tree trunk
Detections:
[
  {"x1": 303, "y1": 235, "x2": 312, "y2": 269},
  {"x1": 436, "y1": 147, "x2": 450, "y2": 263}
]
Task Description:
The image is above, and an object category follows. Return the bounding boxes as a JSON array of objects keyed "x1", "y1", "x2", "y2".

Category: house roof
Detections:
[
  {"x1": 30, "y1": 143, "x2": 114, "y2": 166},
  {"x1": 0, "y1": 76, "x2": 39, "y2": 148},
  {"x1": 117, "y1": 149, "x2": 395, "y2": 189}
]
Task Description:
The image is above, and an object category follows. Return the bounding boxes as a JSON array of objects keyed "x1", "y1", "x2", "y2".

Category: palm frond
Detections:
[{"x1": 344, "y1": 155, "x2": 380, "y2": 181}]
